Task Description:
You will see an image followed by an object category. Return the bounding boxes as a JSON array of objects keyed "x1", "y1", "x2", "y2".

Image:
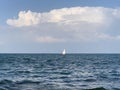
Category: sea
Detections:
[{"x1": 0, "y1": 54, "x2": 120, "y2": 90}]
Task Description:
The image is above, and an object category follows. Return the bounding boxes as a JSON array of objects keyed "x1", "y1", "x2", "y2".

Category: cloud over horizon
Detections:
[
  {"x1": 6, "y1": 7, "x2": 120, "y2": 43},
  {"x1": 7, "y1": 7, "x2": 108, "y2": 27}
]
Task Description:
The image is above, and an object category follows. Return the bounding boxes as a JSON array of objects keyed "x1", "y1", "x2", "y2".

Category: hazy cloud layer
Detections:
[
  {"x1": 35, "y1": 36, "x2": 65, "y2": 43},
  {"x1": 6, "y1": 7, "x2": 120, "y2": 43}
]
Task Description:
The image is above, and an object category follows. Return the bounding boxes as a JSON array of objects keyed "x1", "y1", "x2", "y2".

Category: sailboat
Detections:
[{"x1": 62, "y1": 49, "x2": 66, "y2": 55}]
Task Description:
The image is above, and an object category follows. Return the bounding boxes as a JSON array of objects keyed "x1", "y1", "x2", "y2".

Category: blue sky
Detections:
[{"x1": 1, "y1": 0, "x2": 120, "y2": 53}]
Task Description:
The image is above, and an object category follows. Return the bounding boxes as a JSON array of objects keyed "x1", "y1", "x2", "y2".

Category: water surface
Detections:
[{"x1": 0, "y1": 54, "x2": 120, "y2": 90}]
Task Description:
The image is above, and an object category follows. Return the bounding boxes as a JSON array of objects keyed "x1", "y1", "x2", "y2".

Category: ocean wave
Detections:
[
  {"x1": 16, "y1": 80, "x2": 41, "y2": 84},
  {"x1": 83, "y1": 78, "x2": 96, "y2": 82},
  {"x1": 0, "y1": 79, "x2": 41, "y2": 85},
  {"x1": 0, "y1": 79, "x2": 13, "y2": 85},
  {"x1": 0, "y1": 87, "x2": 8, "y2": 90},
  {"x1": 85, "y1": 87, "x2": 106, "y2": 90}
]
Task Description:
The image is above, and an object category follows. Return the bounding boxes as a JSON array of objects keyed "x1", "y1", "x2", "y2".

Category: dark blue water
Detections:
[{"x1": 0, "y1": 54, "x2": 120, "y2": 90}]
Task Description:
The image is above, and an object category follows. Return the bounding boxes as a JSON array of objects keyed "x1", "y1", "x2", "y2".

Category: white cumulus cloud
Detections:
[
  {"x1": 7, "y1": 7, "x2": 110, "y2": 27},
  {"x1": 6, "y1": 7, "x2": 120, "y2": 43},
  {"x1": 7, "y1": 10, "x2": 41, "y2": 27}
]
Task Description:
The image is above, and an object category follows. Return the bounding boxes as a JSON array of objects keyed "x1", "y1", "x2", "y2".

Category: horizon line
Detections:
[{"x1": 0, "y1": 52, "x2": 120, "y2": 54}]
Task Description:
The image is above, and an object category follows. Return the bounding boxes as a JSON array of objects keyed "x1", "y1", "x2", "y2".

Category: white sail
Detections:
[{"x1": 62, "y1": 49, "x2": 66, "y2": 55}]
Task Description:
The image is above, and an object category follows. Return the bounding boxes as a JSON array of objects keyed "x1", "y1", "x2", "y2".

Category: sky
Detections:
[{"x1": 1, "y1": 0, "x2": 120, "y2": 53}]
